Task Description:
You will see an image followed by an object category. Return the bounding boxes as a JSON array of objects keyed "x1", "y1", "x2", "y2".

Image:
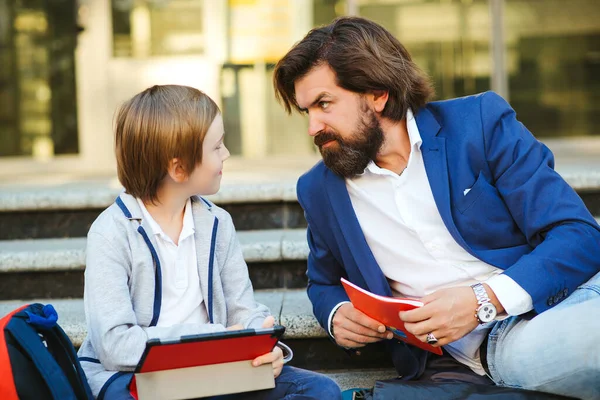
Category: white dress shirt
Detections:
[
  {"x1": 137, "y1": 198, "x2": 209, "y2": 327},
  {"x1": 332, "y1": 109, "x2": 533, "y2": 375}
]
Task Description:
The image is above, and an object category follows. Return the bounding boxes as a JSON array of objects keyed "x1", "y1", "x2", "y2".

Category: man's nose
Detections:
[{"x1": 308, "y1": 115, "x2": 325, "y2": 137}]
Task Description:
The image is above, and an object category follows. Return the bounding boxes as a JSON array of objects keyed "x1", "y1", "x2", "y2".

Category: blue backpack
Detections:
[{"x1": 0, "y1": 303, "x2": 93, "y2": 400}]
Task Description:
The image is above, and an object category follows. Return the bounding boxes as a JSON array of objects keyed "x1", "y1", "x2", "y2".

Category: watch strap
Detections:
[{"x1": 472, "y1": 283, "x2": 490, "y2": 305}]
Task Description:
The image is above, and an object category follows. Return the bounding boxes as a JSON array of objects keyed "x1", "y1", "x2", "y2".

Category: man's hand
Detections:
[
  {"x1": 400, "y1": 285, "x2": 502, "y2": 346},
  {"x1": 332, "y1": 303, "x2": 393, "y2": 348},
  {"x1": 251, "y1": 316, "x2": 284, "y2": 378}
]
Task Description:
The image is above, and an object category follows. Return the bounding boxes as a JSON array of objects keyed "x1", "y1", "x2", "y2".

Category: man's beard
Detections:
[{"x1": 314, "y1": 110, "x2": 384, "y2": 178}]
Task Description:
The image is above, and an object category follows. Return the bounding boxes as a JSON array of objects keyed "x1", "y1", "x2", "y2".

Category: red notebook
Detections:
[{"x1": 341, "y1": 278, "x2": 443, "y2": 355}]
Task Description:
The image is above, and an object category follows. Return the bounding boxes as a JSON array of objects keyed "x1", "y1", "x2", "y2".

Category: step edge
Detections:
[{"x1": 0, "y1": 229, "x2": 310, "y2": 272}]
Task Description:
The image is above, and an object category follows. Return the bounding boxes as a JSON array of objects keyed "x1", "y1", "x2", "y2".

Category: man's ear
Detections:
[
  {"x1": 167, "y1": 158, "x2": 188, "y2": 183},
  {"x1": 371, "y1": 90, "x2": 389, "y2": 113}
]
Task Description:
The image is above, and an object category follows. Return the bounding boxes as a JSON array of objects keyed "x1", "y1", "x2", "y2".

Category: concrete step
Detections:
[
  {"x1": 1, "y1": 167, "x2": 599, "y2": 240},
  {"x1": 2, "y1": 215, "x2": 599, "y2": 299},
  {"x1": 0, "y1": 290, "x2": 393, "y2": 371},
  {"x1": 0, "y1": 180, "x2": 305, "y2": 239},
  {"x1": 0, "y1": 200, "x2": 306, "y2": 240},
  {"x1": 0, "y1": 229, "x2": 309, "y2": 272},
  {"x1": 0, "y1": 229, "x2": 310, "y2": 299},
  {"x1": 0, "y1": 289, "x2": 324, "y2": 346}
]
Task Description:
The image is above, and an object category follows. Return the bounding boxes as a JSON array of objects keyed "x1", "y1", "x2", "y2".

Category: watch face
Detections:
[{"x1": 477, "y1": 303, "x2": 497, "y2": 323}]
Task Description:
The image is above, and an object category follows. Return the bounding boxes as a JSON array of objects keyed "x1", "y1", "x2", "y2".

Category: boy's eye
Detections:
[{"x1": 319, "y1": 101, "x2": 330, "y2": 110}]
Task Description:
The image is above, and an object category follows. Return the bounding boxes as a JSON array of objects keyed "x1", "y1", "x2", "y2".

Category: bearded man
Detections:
[{"x1": 273, "y1": 16, "x2": 600, "y2": 399}]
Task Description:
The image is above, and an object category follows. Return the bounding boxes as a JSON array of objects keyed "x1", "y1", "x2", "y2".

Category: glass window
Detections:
[
  {"x1": 505, "y1": 0, "x2": 600, "y2": 137},
  {"x1": 314, "y1": 0, "x2": 347, "y2": 27},
  {"x1": 0, "y1": 0, "x2": 19, "y2": 156},
  {"x1": 221, "y1": 0, "x2": 348, "y2": 157},
  {"x1": 0, "y1": 0, "x2": 78, "y2": 158},
  {"x1": 111, "y1": 0, "x2": 205, "y2": 58},
  {"x1": 358, "y1": 0, "x2": 491, "y2": 100}
]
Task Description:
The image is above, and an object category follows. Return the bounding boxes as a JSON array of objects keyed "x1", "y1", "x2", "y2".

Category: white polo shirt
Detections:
[{"x1": 137, "y1": 198, "x2": 209, "y2": 327}]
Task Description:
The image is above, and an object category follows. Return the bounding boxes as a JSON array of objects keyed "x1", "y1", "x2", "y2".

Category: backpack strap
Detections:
[
  {"x1": 0, "y1": 304, "x2": 29, "y2": 400},
  {"x1": 6, "y1": 304, "x2": 78, "y2": 400},
  {"x1": 43, "y1": 323, "x2": 94, "y2": 399}
]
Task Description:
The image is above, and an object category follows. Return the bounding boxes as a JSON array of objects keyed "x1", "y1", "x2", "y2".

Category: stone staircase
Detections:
[
  {"x1": 0, "y1": 176, "x2": 400, "y2": 390},
  {"x1": 1, "y1": 155, "x2": 599, "y2": 391}
]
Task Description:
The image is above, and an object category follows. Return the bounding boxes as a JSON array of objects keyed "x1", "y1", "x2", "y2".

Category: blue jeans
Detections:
[
  {"x1": 103, "y1": 365, "x2": 341, "y2": 400},
  {"x1": 486, "y1": 271, "x2": 600, "y2": 399}
]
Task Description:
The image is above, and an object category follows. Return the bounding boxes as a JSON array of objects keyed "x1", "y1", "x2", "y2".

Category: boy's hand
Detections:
[
  {"x1": 252, "y1": 344, "x2": 284, "y2": 378},
  {"x1": 261, "y1": 315, "x2": 275, "y2": 329},
  {"x1": 227, "y1": 324, "x2": 244, "y2": 331},
  {"x1": 251, "y1": 315, "x2": 283, "y2": 378}
]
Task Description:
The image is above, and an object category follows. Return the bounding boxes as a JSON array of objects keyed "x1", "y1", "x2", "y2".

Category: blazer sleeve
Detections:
[
  {"x1": 480, "y1": 91, "x2": 600, "y2": 313},
  {"x1": 297, "y1": 180, "x2": 350, "y2": 331}
]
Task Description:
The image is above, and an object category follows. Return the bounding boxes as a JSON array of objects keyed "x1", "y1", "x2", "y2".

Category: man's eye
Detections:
[{"x1": 319, "y1": 101, "x2": 330, "y2": 110}]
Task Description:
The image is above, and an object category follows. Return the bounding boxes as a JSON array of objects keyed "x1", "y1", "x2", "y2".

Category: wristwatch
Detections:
[{"x1": 471, "y1": 283, "x2": 497, "y2": 324}]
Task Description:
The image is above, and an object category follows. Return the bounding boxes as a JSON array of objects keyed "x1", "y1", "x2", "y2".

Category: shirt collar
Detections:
[
  {"x1": 405, "y1": 108, "x2": 423, "y2": 150},
  {"x1": 363, "y1": 108, "x2": 422, "y2": 176},
  {"x1": 136, "y1": 197, "x2": 195, "y2": 243}
]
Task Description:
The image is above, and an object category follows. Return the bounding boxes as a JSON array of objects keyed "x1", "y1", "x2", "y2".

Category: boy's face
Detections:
[{"x1": 187, "y1": 114, "x2": 230, "y2": 195}]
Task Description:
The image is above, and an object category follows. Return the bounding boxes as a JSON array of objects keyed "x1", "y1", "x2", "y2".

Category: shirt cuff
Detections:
[
  {"x1": 327, "y1": 301, "x2": 351, "y2": 337},
  {"x1": 485, "y1": 274, "x2": 533, "y2": 316},
  {"x1": 276, "y1": 341, "x2": 294, "y2": 364}
]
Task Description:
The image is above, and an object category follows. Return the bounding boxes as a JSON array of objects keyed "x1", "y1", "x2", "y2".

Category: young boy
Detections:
[{"x1": 77, "y1": 85, "x2": 342, "y2": 400}]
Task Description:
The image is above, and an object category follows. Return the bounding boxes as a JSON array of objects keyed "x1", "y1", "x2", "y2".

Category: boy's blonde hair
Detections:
[{"x1": 115, "y1": 85, "x2": 220, "y2": 203}]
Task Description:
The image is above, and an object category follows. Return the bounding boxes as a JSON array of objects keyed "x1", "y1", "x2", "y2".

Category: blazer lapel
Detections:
[
  {"x1": 325, "y1": 170, "x2": 393, "y2": 297},
  {"x1": 417, "y1": 108, "x2": 473, "y2": 253}
]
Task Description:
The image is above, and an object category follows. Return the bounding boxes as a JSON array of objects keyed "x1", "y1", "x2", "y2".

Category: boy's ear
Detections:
[{"x1": 167, "y1": 158, "x2": 188, "y2": 183}]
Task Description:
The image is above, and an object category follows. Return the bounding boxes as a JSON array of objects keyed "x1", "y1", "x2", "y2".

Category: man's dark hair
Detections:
[{"x1": 273, "y1": 16, "x2": 434, "y2": 121}]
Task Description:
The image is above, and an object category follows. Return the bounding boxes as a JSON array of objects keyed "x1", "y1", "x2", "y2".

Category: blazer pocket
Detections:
[{"x1": 454, "y1": 171, "x2": 487, "y2": 214}]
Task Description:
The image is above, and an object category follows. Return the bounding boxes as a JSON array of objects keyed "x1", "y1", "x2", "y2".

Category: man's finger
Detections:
[
  {"x1": 399, "y1": 302, "x2": 435, "y2": 323},
  {"x1": 335, "y1": 334, "x2": 369, "y2": 348},
  {"x1": 342, "y1": 318, "x2": 393, "y2": 339},
  {"x1": 341, "y1": 304, "x2": 387, "y2": 333},
  {"x1": 404, "y1": 320, "x2": 437, "y2": 337},
  {"x1": 342, "y1": 329, "x2": 389, "y2": 345}
]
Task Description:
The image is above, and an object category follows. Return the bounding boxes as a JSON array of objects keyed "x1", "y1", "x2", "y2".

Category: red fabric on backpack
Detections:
[{"x1": 0, "y1": 304, "x2": 29, "y2": 400}]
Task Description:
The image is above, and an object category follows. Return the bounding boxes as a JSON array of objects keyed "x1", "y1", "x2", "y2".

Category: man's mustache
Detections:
[{"x1": 314, "y1": 131, "x2": 341, "y2": 147}]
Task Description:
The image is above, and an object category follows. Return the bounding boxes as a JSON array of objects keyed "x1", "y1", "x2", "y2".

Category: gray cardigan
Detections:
[{"x1": 77, "y1": 193, "x2": 270, "y2": 398}]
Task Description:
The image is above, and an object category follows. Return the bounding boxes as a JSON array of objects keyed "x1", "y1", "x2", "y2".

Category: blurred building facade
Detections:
[{"x1": 1, "y1": 0, "x2": 599, "y2": 176}]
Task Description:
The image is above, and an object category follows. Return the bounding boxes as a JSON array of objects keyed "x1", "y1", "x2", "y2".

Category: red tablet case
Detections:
[{"x1": 129, "y1": 327, "x2": 284, "y2": 399}]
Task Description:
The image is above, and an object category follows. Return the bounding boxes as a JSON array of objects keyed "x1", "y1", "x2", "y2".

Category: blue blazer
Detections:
[{"x1": 297, "y1": 91, "x2": 600, "y2": 378}]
